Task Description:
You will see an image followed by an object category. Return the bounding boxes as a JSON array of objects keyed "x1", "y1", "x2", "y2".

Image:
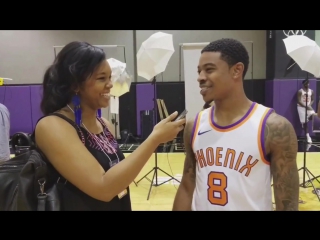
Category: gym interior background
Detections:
[{"x1": 1, "y1": 30, "x2": 320, "y2": 210}]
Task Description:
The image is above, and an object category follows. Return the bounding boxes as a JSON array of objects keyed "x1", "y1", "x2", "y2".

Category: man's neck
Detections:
[{"x1": 213, "y1": 90, "x2": 252, "y2": 122}]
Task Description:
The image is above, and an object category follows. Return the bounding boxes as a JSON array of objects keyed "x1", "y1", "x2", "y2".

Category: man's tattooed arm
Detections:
[
  {"x1": 172, "y1": 119, "x2": 196, "y2": 211},
  {"x1": 265, "y1": 112, "x2": 299, "y2": 211}
]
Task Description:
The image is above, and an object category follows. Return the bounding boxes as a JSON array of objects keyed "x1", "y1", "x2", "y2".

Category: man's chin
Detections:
[{"x1": 203, "y1": 96, "x2": 214, "y2": 103}]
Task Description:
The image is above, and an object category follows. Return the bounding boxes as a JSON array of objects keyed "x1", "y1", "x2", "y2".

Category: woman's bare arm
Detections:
[{"x1": 36, "y1": 113, "x2": 184, "y2": 202}]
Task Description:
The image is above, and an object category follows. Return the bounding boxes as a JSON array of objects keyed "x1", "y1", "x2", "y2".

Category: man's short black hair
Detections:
[
  {"x1": 201, "y1": 38, "x2": 249, "y2": 78},
  {"x1": 302, "y1": 79, "x2": 309, "y2": 85}
]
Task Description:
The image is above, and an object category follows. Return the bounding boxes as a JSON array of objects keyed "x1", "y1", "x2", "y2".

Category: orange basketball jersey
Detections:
[{"x1": 191, "y1": 102, "x2": 274, "y2": 211}]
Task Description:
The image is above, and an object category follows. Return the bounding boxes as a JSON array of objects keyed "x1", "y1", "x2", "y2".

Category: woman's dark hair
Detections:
[{"x1": 41, "y1": 41, "x2": 106, "y2": 115}]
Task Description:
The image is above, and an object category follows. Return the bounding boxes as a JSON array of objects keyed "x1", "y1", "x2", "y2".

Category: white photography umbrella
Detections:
[
  {"x1": 283, "y1": 35, "x2": 320, "y2": 77},
  {"x1": 137, "y1": 31, "x2": 175, "y2": 80},
  {"x1": 107, "y1": 58, "x2": 132, "y2": 97}
]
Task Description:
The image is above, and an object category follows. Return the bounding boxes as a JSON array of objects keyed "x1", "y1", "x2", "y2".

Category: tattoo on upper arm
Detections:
[
  {"x1": 182, "y1": 121, "x2": 196, "y2": 181},
  {"x1": 183, "y1": 152, "x2": 196, "y2": 181},
  {"x1": 265, "y1": 113, "x2": 299, "y2": 211}
]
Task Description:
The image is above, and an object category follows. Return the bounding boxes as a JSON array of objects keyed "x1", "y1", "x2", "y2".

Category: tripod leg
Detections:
[
  {"x1": 304, "y1": 168, "x2": 320, "y2": 201},
  {"x1": 150, "y1": 167, "x2": 181, "y2": 187},
  {"x1": 300, "y1": 167, "x2": 320, "y2": 187},
  {"x1": 147, "y1": 169, "x2": 157, "y2": 200},
  {"x1": 135, "y1": 168, "x2": 154, "y2": 184},
  {"x1": 123, "y1": 134, "x2": 130, "y2": 148},
  {"x1": 158, "y1": 168, "x2": 181, "y2": 183},
  {"x1": 305, "y1": 169, "x2": 320, "y2": 184},
  {"x1": 307, "y1": 176, "x2": 320, "y2": 184},
  {"x1": 130, "y1": 134, "x2": 139, "y2": 144}
]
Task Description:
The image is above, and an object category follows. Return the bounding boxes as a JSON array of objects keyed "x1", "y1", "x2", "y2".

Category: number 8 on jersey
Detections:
[{"x1": 207, "y1": 171, "x2": 228, "y2": 206}]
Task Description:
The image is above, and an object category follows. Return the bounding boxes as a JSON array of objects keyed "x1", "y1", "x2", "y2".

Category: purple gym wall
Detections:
[
  {"x1": 0, "y1": 83, "x2": 158, "y2": 138},
  {"x1": 2, "y1": 80, "x2": 317, "y2": 139},
  {"x1": 135, "y1": 83, "x2": 156, "y2": 136},
  {"x1": 0, "y1": 85, "x2": 43, "y2": 136},
  {"x1": 265, "y1": 80, "x2": 274, "y2": 108},
  {"x1": 30, "y1": 85, "x2": 44, "y2": 130},
  {"x1": 0, "y1": 86, "x2": 33, "y2": 136},
  {"x1": 265, "y1": 79, "x2": 317, "y2": 137}
]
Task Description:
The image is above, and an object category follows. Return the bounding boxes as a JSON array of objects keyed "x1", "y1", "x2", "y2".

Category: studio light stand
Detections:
[
  {"x1": 120, "y1": 94, "x2": 139, "y2": 149},
  {"x1": 122, "y1": 108, "x2": 139, "y2": 148},
  {"x1": 123, "y1": 132, "x2": 139, "y2": 148},
  {"x1": 135, "y1": 75, "x2": 181, "y2": 200},
  {"x1": 297, "y1": 72, "x2": 320, "y2": 201},
  {"x1": 111, "y1": 113, "x2": 118, "y2": 139},
  {"x1": 117, "y1": 109, "x2": 137, "y2": 187}
]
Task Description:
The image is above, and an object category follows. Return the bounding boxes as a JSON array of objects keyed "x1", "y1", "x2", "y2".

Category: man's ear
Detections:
[{"x1": 232, "y1": 63, "x2": 244, "y2": 79}]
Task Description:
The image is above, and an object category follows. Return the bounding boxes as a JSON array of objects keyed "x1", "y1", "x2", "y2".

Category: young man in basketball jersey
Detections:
[
  {"x1": 297, "y1": 80, "x2": 316, "y2": 143},
  {"x1": 173, "y1": 38, "x2": 299, "y2": 211}
]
